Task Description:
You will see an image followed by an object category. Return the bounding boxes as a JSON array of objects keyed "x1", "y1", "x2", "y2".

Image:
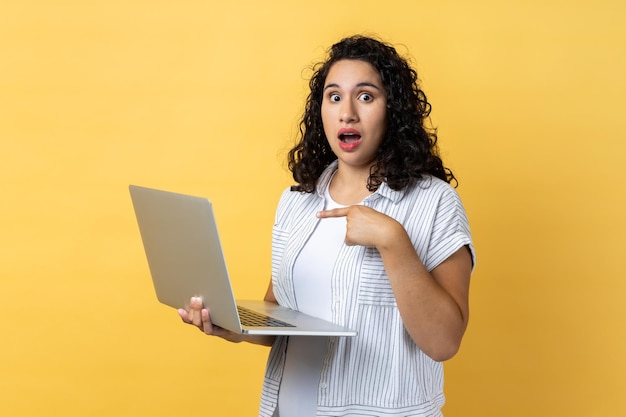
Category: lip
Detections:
[{"x1": 337, "y1": 128, "x2": 362, "y2": 151}]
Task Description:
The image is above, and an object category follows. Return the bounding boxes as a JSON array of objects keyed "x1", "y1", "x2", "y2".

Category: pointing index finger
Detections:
[{"x1": 317, "y1": 207, "x2": 349, "y2": 218}]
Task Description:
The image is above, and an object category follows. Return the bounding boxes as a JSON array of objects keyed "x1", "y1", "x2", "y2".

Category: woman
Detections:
[{"x1": 180, "y1": 35, "x2": 475, "y2": 417}]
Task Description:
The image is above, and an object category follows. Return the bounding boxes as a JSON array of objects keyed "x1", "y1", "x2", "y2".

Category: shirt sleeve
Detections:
[{"x1": 423, "y1": 186, "x2": 476, "y2": 272}]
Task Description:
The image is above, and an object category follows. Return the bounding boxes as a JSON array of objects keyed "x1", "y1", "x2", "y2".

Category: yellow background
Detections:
[{"x1": 2, "y1": 1, "x2": 625, "y2": 416}]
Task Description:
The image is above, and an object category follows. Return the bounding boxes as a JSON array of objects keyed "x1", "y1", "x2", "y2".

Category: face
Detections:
[{"x1": 321, "y1": 59, "x2": 387, "y2": 172}]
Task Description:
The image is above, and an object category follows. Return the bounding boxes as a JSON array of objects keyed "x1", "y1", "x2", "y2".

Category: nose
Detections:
[{"x1": 340, "y1": 98, "x2": 358, "y2": 123}]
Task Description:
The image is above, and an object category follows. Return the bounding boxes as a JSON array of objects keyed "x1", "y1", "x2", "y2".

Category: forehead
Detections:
[{"x1": 324, "y1": 59, "x2": 383, "y2": 87}]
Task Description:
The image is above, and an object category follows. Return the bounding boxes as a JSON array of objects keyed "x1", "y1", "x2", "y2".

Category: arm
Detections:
[
  {"x1": 378, "y1": 225, "x2": 472, "y2": 361},
  {"x1": 317, "y1": 206, "x2": 472, "y2": 361},
  {"x1": 178, "y1": 280, "x2": 277, "y2": 347}
]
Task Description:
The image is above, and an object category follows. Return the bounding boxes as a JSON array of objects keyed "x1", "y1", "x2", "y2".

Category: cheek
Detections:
[
  {"x1": 321, "y1": 102, "x2": 334, "y2": 118},
  {"x1": 366, "y1": 107, "x2": 387, "y2": 131},
  {"x1": 377, "y1": 108, "x2": 388, "y2": 133},
  {"x1": 321, "y1": 107, "x2": 335, "y2": 133}
]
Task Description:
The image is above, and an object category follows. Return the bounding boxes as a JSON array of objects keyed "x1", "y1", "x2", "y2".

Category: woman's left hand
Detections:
[{"x1": 317, "y1": 205, "x2": 404, "y2": 249}]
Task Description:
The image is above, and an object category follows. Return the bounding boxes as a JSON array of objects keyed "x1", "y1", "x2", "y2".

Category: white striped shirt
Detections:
[{"x1": 259, "y1": 161, "x2": 475, "y2": 417}]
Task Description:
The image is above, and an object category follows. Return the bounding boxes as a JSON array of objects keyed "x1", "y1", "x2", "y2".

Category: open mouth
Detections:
[
  {"x1": 337, "y1": 128, "x2": 362, "y2": 151},
  {"x1": 339, "y1": 133, "x2": 362, "y2": 143},
  {"x1": 338, "y1": 128, "x2": 361, "y2": 142}
]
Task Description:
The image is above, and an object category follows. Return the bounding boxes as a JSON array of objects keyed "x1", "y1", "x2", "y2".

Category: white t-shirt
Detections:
[{"x1": 277, "y1": 185, "x2": 346, "y2": 417}]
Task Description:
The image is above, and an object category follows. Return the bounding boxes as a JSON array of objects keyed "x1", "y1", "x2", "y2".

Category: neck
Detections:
[{"x1": 328, "y1": 165, "x2": 374, "y2": 205}]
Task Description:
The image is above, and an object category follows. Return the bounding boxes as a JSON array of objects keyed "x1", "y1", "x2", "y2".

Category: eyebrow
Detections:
[{"x1": 323, "y1": 82, "x2": 382, "y2": 92}]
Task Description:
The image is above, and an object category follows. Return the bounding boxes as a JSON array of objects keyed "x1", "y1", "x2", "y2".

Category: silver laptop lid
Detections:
[{"x1": 129, "y1": 185, "x2": 243, "y2": 332}]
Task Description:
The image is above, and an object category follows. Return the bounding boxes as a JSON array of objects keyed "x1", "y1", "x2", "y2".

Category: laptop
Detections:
[{"x1": 129, "y1": 185, "x2": 357, "y2": 337}]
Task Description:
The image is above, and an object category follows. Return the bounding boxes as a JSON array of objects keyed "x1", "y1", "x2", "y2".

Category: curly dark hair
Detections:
[{"x1": 288, "y1": 35, "x2": 456, "y2": 193}]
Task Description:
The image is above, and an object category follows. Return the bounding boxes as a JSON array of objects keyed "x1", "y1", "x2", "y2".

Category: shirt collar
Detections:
[{"x1": 315, "y1": 160, "x2": 406, "y2": 204}]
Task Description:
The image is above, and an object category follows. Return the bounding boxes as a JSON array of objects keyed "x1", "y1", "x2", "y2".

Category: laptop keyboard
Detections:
[{"x1": 237, "y1": 305, "x2": 295, "y2": 328}]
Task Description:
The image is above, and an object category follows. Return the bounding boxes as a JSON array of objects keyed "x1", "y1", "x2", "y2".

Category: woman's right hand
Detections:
[
  {"x1": 178, "y1": 281, "x2": 277, "y2": 347},
  {"x1": 177, "y1": 296, "x2": 245, "y2": 343}
]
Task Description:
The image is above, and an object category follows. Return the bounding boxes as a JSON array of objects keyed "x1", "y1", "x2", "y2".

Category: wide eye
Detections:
[
  {"x1": 359, "y1": 93, "x2": 373, "y2": 102},
  {"x1": 329, "y1": 93, "x2": 341, "y2": 102}
]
